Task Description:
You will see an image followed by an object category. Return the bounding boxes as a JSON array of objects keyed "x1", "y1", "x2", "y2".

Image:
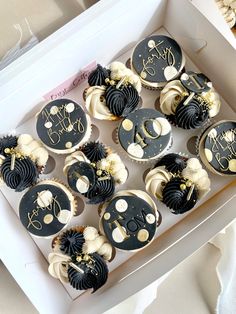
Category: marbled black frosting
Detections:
[
  {"x1": 105, "y1": 84, "x2": 139, "y2": 117},
  {"x1": 155, "y1": 153, "x2": 187, "y2": 174},
  {"x1": 175, "y1": 98, "x2": 209, "y2": 129},
  {"x1": 81, "y1": 141, "x2": 108, "y2": 162},
  {"x1": 59, "y1": 230, "x2": 85, "y2": 256},
  {"x1": 0, "y1": 135, "x2": 18, "y2": 156},
  {"x1": 1, "y1": 156, "x2": 38, "y2": 192},
  {"x1": 88, "y1": 64, "x2": 110, "y2": 87},
  {"x1": 68, "y1": 253, "x2": 108, "y2": 292},
  {"x1": 84, "y1": 176, "x2": 115, "y2": 204},
  {"x1": 162, "y1": 177, "x2": 198, "y2": 214}
]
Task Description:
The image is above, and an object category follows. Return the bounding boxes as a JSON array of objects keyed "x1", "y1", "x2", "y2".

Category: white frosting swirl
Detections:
[
  {"x1": 109, "y1": 61, "x2": 142, "y2": 94},
  {"x1": 160, "y1": 80, "x2": 188, "y2": 115},
  {"x1": 145, "y1": 166, "x2": 172, "y2": 200},
  {"x1": 216, "y1": 0, "x2": 236, "y2": 28},
  {"x1": 201, "y1": 87, "x2": 221, "y2": 118},
  {"x1": 96, "y1": 152, "x2": 128, "y2": 185},
  {"x1": 16, "y1": 134, "x2": 48, "y2": 167},
  {"x1": 63, "y1": 151, "x2": 89, "y2": 174},
  {"x1": 182, "y1": 158, "x2": 211, "y2": 199},
  {"x1": 85, "y1": 86, "x2": 116, "y2": 120},
  {"x1": 82, "y1": 226, "x2": 113, "y2": 261},
  {"x1": 48, "y1": 252, "x2": 70, "y2": 283}
]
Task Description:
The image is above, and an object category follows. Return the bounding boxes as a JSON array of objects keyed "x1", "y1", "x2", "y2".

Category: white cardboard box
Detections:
[{"x1": 0, "y1": 0, "x2": 236, "y2": 313}]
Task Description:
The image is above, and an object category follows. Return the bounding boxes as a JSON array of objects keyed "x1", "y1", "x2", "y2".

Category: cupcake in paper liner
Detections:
[
  {"x1": 0, "y1": 134, "x2": 49, "y2": 192},
  {"x1": 18, "y1": 179, "x2": 77, "y2": 238},
  {"x1": 145, "y1": 153, "x2": 211, "y2": 214},
  {"x1": 215, "y1": 0, "x2": 236, "y2": 29},
  {"x1": 99, "y1": 190, "x2": 162, "y2": 252},
  {"x1": 64, "y1": 141, "x2": 128, "y2": 204},
  {"x1": 48, "y1": 225, "x2": 114, "y2": 293},
  {"x1": 36, "y1": 98, "x2": 92, "y2": 154},
  {"x1": 197, "y1": 120, "x2": 236, "y2": 176},
  {"x1": 130, "y1": 35, "x2": 185, "y2": 90},
  {"x1": 159, "y1": 71, "x2": 221, "y2": 129},
  {"x1": 117, "y1": 108, "x2": 172, "y2": 162},
  {"x1": 84, "y1": 62, "x2": 142, "y2": 121}
]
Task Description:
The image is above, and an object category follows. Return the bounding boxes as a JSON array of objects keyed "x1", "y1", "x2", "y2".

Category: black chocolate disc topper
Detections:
[
  {"x1": 131, "y1": 35, "x2": 184, "y2": 85},
  {"x1": 101, "y1": 195, "x2": 159, "y2": 251},
  {"x1": 118, "y1": 108, "x2": 172, "y2": 160},
  {"x1": 180, "y1": 71, "x2": 211, "y2": 94},
  {"x1": 36, "y1": 99, "x2": 88, "y2": 151},
  {"x1": 19, "y1": 183, "x2": 73, "y2": 237},
  {"x1": 67, "y1": 161, "x2": 96, "y2": 194},
  {"x1": 200, "y1": 121, "x2": 236, "y2": 175}
]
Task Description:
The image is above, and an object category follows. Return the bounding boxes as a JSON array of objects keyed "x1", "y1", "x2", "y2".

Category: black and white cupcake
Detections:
[
  {"x1": 48, "y1": 225, "x2": 113, "y2": 292},
  {"x1": 159, "y1": 71, "x2": 221, "y2": 129},
  {"x1": 0, "y1": 134, "x2": 48, "y2": 192},
  {"x1": 84, "y1": 62, "x2": 142, "y2": 120},
  {"x1": 99, "y1": 190, "x2": 161, "y2": 251},
  {"x1": 64, "y1": 141, "x2": 128, "y2": 204},
  {"x1": 145, "y1": 153, "x2": 211, "y2": 214},
  {"x1": 36, "y1": 99, "x2": 91, "y2": 154}
]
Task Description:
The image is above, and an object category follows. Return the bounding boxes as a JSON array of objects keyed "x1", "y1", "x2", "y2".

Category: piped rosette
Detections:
[
  {"x1": 48, "y1": 225, "x2": 114, "y2": 292},
  {"x1": 159, "y1": 71, "x2": 221, "y2": 129},
  {"x1": 64, "y1": 141, "x2": 128, "y2": 204},
  {"x1": 84, "y1": 62, "x2": 142, "y2": 120},
  {"x1": 0, "y1": 134, "x2": 48, "y2": 192},
  {"x1": 145, "y1": 153, "x2": 211, "y2": 214}
]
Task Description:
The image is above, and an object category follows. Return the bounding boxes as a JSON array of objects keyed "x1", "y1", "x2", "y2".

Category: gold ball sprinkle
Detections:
[
  {"x1": 104, "y1": 213, "x2": 111, "y2": 220},
  {"x1": 84, "y1": 255, "x2": 89, "y2": 261},
  {"x1": 186, "y1": 181, "x2": 192, "y2": 187},
  {"x1": 4, "y1": 148, "x2": 10, "y2": 154},
  {"x1": 96, "y1": 170, "x2": 102, "y2": 176},
  {"x1": 180, "y1": 184, "x2": 186, "y2": 190},
  {"x1": 76, "y1": 256, "x2": 82, "y2": 262}
]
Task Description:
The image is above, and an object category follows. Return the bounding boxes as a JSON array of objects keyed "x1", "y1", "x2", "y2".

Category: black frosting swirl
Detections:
[
  {"x1": 174, "y1": 98, "x2": 209, "y2": 129},
  {"x1": 68, "y1": 253, "x2": 108, "y2": 292},
  {"x1": 88, "y1": 64, "x2": 110, "y2": 86},
  {"x1": 81, "y1": 141, "x2": 108, "y2": 162},
  {"x1": 0, "y1": 135, "x2": 18, "y2": 156},
  {"x1": 155, "y1": 153, "x2": 187, "y2": 174},
  {"x1": 59, "y1": 230, "x2": 85, "y2": 256},
  {"x1": 162, "y1": 177, "x2": 198, "y2": 214},
  {"x1": 1, "y1": 156, "x2": 38, "y2": 192},
  {"x1": 84, "y1": 176, "x2": 115, "y2": 204},
  {"x1": 105, "y1": 84, "x2": 139, "y2": 117}
]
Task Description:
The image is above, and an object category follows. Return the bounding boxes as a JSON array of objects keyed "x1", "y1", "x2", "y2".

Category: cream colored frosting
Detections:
[
  {"x1": 63, "y1": 151, "x2": 89, "y2": 175},
  {"x1": 96, "y1": 152, "x2": 128, "y2": 185},
  {"x1": 201, "y1": 87, "x2": 221, "y2": 118},
  {"x1": 85, "y1": 86, "x2": 115, "y2": 120},
  {"x1": 145, "y1": 166, "x2": 173, "y2": 200},
  {"x1": 109, "y1": 61, "x2": 142, "y2": 94},
  {"x1": 160, "y1": 80, "x2": 188, "y2": 115},
  {"x1": 48, "y1": 252, "x2": 70, "y2": 282},
  {"x1": 182, "y1": 158, "x2": 211, "y2": 199},
  {"x1": 16, "y1": 134, "x2": 48, "y2": 167},
  {"x1": 216, "y1": 0, "x2": 236, "y2": 28},
  {"x1": 82, "y1": 226, "x2": 113, "y2": 261}
]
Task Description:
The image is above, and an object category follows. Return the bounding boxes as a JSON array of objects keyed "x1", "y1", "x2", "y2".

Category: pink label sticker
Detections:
[{"x1": 43, "y1": 61, "x2": 97, "y2": 100}]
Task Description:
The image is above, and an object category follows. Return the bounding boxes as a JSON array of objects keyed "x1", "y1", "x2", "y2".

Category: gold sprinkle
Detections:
[{"x1": 180, "y1": 184, "x2": 186, "y2": 190}]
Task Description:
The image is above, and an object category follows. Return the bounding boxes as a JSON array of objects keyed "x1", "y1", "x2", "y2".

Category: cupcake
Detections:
[
  {"x1": 160, "y1": 71, "x2": 221, "y2": 129},
  {"x1": 36, "y1": 99, "x2": 91, "y2": 154},
  {"x1": 215, "y1": 0, "x2": 236, "y2": 29},
  {"x1": 118, "y1": 108, "x2": 172, "y2": 161},
  {"x1": 99, "y1": 190, "x2": 161, "y2": 251},
  {"x1": 64, "y1": 141, "x2": 128, "y2": 204},
  {"x1": 145, "y1": 153, "x2": 211, "y2": 214},
  {"x1": 198, "y1": 120, "x2": 236, "y2": 176},
  {"x1": 84, "y1": 62, "x2": 142, "y2": 120},
  {"x1": 130, "y1": 35, "x2": 185, "y2": 89},
  {"x1": 48, "y1": 226, "x2": 113, "y2": 292},
  {"x1": 0, "y1": 134, "x2": 48, "y2": 192},
  {"x1": 19, "y1": 179, "x2": 76, "y2": 237}
]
